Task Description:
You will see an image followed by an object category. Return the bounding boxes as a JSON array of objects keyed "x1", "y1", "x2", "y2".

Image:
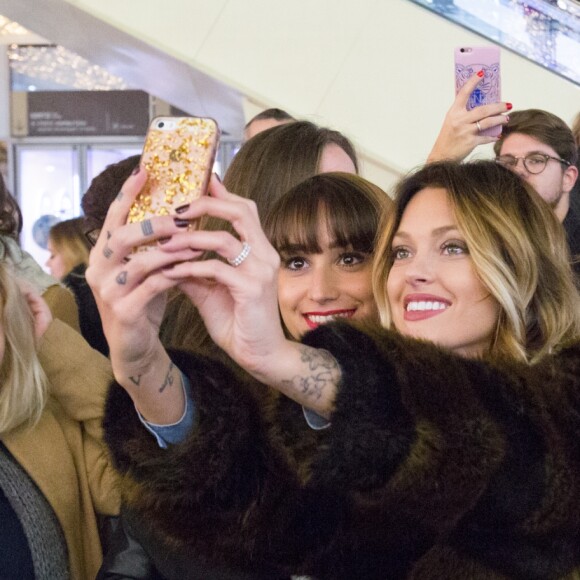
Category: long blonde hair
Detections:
[
  {"x1": 373, "y1": 161, "x2": 580, "y2": 362},
  {"x1": 0, "y1": 263, "x2": 47, "y2": 434}
]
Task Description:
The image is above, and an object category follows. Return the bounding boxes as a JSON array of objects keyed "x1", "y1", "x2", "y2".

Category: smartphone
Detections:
[
  {"x1": 127, "y1": 116, "x2": 220, "y2": 235},
  {"x1": 454, "y1": 46, "x2": 501, "y2": 137}
]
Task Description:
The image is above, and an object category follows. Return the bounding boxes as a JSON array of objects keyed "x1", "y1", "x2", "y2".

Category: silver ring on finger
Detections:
[
  {"x1": 227, "y1": 242, "x2": 251, "y2": 267},
  {"x1": 476, "y1": 120, "x2": 482, "y2": 133}
]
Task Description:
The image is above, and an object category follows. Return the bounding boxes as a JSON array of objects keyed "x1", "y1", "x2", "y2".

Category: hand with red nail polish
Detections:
[{"x1": 428, "y1": 71, "x2": 512, "y2": 163}]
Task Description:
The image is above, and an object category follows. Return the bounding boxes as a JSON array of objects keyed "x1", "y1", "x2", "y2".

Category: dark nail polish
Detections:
[
  {"x1": 158, "y1": 237, "x2": 171, "y2": 245},
  {"x1": 174, "y1": 218, "x2": 190, "y2": 228},
  {"x1": 131, "y1": 165, "x2": 141, "y2": 175},
  {"x1": 175, "y1": 204, "x2": 190, "y2": 214}
]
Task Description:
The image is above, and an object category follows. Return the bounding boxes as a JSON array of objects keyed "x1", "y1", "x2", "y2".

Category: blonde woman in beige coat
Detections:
[{"x1": 0, "y1": 262, "x2": 119, "y2": 579}]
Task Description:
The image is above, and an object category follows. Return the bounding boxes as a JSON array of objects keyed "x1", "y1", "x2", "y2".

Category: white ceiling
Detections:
[
  {"x1": 0, "y1": 6, "x2": 245, "y2": 137},
  {"x1": 0, "y1": 14, "x2": 46, "y2": 44}
]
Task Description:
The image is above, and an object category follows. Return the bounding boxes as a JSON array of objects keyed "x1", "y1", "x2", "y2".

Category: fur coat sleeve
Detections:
[{"x1": 103, "y1": 323, "x2": 580, "y2": 580}]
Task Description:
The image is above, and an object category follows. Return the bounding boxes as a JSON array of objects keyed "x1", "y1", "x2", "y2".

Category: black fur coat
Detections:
[{"x1": 103, "y1": 322, "x2": 580, "y2": 579}]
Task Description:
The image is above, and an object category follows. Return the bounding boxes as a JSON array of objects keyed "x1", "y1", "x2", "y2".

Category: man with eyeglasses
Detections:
[{"x1": 493, "y1": 109, "x2": 579, "y2": 275}]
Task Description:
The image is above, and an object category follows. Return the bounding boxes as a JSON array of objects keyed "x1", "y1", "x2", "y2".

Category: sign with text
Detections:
[{"x1": 12, "y1": 90, "x2": 150, "y2": 137}]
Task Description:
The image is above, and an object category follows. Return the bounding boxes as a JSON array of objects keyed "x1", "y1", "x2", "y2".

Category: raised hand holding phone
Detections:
[
  {"x1": 128, "y1": 116, "x2": 220, "y2": 249},
  {"x1": 86, "y1": 165, "x2": 205, "y2": 424},
  {"x1": 454, "y1": 46, "x2": 502, "y2": 138},
  {"x1": 428, "y1": 48, "x2": 512, "y2": 163},
  {"x1": 159, "y1": 176, "x2": 339, "y2": 415}
]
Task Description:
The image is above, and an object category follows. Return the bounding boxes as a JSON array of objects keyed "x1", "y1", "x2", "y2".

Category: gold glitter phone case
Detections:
[{"x1": 127, "y1": 116, "x2": 220, "y2": 233}]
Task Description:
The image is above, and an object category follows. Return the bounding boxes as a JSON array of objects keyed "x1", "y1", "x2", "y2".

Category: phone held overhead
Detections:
[
  {"x1": 127, "y1": 116, "x2": 220, "y2": 247},
  {"x1": 455, "y1": 46, "x2": 502, "y2": 138}
]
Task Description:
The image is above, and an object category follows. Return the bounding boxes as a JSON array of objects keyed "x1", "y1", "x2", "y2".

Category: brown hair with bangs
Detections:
[
  {"x1": 161, "y1": 125, "x2": 361, "y2": 351},
  {"x1": 263, "y1": 172, "x2": 391, "y2": 257}
]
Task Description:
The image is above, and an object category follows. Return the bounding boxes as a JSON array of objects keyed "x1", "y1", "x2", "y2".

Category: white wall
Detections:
[{"x1": 10, "y1": 0, "x2": 580, "y2": 191}]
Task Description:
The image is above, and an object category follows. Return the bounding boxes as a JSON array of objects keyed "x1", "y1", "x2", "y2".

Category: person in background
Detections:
[
  {"x1": 493, "y1": 109, "x2": 579, "y2": 276},
  {"x1": 569, "y1": 110, "x2": 580, "y2": 264},
  {"x1": 571, "y1": 111, "x2": 580, "y2": 153},
  {"x1": 243, "y1": 107, "x2": 295, "y2": 141},
  {"x1": 90, "y1": 160, "x2": 579, "y2": 579},
  {"x1": 0, "y1": 173, "x2": 23, "y2": 236},
  {"x1": 0, "y1": 174, "x2": 80, "y2": 331},
  {"x1": 47, "y1": 217, "x2": 109, "y2": 356},
  {"x1": 46, "y1": 217, "x2": 90, "y2": 280},
  {"x1": 0, "y1": 263, "x2": 119, "y2": 579},
  {"x1": 82, "y1": 155, "x2": 142, "y2": 249}
]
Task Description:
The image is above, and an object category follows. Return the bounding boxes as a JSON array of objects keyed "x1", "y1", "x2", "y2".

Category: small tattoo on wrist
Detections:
[
  {"x1": 281, "y1": 347, "x2": 338, "y2": 401},
  {"x1": 103, "y1": 246, "x2": 113, "y2": 259},
  {"x1": 159, "y1": 361, "x2": 175, "y2": 393},
  {"x1": 129, "y1": 375, "x2": 142, "y2": 386}
]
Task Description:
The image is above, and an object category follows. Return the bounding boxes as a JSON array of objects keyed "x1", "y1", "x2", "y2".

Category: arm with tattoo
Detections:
[
  {"x1": 251, "y1": 341, "x2": 342, "y2": 418},
  {"x1": 112, "y1": 342, "x2": 186, "y2": 425}
]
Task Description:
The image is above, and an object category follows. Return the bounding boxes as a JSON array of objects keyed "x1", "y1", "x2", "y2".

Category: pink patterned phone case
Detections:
[{"x1": 455, "y1": 46, "x2": 501, "y2": 138}]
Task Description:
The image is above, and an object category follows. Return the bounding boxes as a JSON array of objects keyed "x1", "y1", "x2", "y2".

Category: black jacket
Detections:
[
  {"x1": 98, "y1": 508, "x2": 281, "y2": 580},
  {"x1": 564, "y1": 183, "x2": 580, "y2": 277},
  {"x1": 62, "y1": 264, "x2": 109, "y2": 356}
]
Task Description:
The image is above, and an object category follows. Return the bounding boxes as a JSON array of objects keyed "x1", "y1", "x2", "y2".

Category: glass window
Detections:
[{"x1": 16, "y1": 145, "x2": 79, "y2": 268}]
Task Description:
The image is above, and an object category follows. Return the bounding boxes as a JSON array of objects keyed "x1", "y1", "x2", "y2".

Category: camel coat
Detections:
[
  {"x1": 43, "y1": 283, "x2": 81, "y2": 333},
  {"x1": 0, "y1": 235, "x2": 80, "y2": 333},
  {"x1": 3, "y1": 319, "x2": 120, "y2": 579}
]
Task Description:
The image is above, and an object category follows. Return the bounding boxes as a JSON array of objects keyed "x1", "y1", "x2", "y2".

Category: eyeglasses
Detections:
[
  {"x1": 85, "y1": 227, "x2": 101, "y2": 247},
  {"x1": 495, "y1": 153, "x2": 572, "y2": 175}
]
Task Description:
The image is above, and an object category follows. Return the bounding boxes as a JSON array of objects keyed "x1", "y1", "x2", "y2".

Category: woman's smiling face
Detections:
[
  {"x1": 277, "y1": 222, "x2": 377, "y2": 340},
  {"x1": 386, "y1": 186, "x2": 500, "y2": 358}
]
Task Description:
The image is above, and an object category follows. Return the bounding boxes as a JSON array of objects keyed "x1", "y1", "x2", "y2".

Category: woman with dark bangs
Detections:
[
  {"x1": 264, "y1": 173, "x2": 387, "y2": 341},
  {"x1": 96, "y1": 172, "x2": 391, "y2": 579}
]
